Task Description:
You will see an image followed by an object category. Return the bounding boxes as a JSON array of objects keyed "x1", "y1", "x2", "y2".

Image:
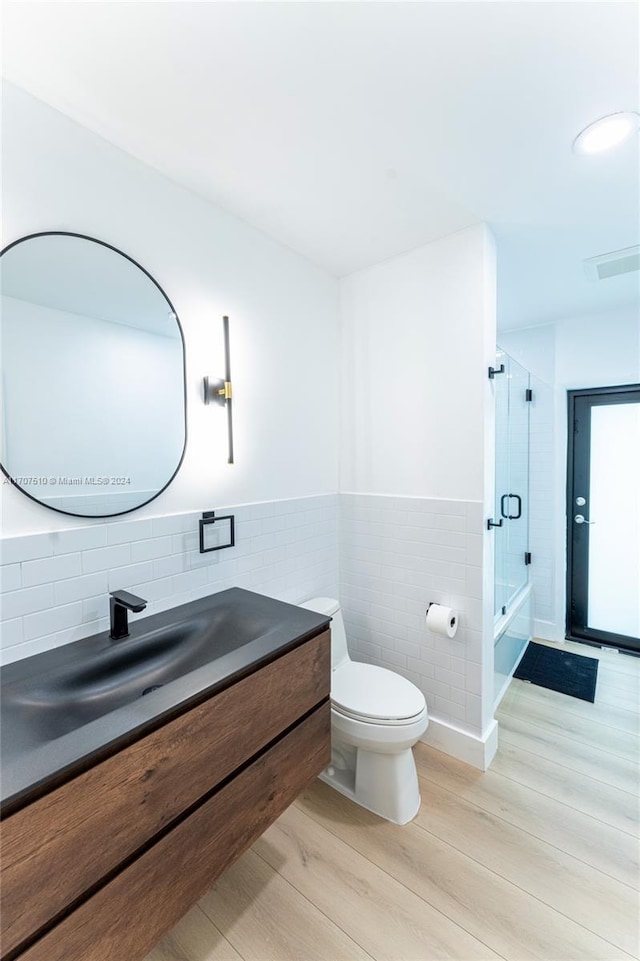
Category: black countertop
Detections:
[{"x1": 0, "y1": 588, "x2": 330, "y2": 815}]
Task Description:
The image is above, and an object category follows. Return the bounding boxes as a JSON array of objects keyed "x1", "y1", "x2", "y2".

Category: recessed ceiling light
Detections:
[{"x1": 573, "y1": 112, "x2": 640, "y2": 155}]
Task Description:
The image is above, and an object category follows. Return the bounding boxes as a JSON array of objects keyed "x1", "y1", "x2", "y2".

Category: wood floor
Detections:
[{"x1": 146, "y1": 639, "x2": 639, "y2": 961}]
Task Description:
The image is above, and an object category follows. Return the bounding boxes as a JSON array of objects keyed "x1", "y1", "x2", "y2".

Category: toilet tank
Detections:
[{"x1": 299, "y1": 597, "x2": 350, "y2": 671}]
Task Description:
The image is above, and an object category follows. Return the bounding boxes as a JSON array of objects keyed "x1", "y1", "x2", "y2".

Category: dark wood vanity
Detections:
[{"x1": 0, "y1": 624, "x2": 331, "y2": 961}]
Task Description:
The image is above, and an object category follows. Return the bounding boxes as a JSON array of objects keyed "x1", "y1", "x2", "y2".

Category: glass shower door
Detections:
[
  {"x1": 493, "y1": 349, "x2": 530, "y2": 619},
  {"x1": 493, "y1": 348, "x2": 532, "y2": 706},
  {"x1": 504, "y1": 356, "x2": 530, "y2": 608},
  {"x1": 493, "y1": 349, "x2": 510, "y2": 617}
]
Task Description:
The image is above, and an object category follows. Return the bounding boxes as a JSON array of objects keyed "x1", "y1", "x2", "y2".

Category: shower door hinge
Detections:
[
  {"x1": 501, "y1": 605, "x2": 507, "y2": 616},
  {"x1": 525, "y1": 388, "x2": 533, "y2": 402},
  {"x1": 524, "y1": 551, "x2": 532, "y2": 565},
  {"x1": 488, "y1": 364, "x2": 505, "y2": 379}
]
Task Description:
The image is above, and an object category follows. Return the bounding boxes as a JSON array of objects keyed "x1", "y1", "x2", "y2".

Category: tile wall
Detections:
[
  {"x1": 0, "y1": 494, "x2": 338, "y2": 665},
  {"x1": 1, "y1": 490, "x2": 487, "y2": 741},
  {"x1": 339, "y1": 493, "x2": 485, "y2": 735}
]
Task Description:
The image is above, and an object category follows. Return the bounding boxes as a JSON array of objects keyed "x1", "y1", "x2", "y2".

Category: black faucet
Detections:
[{"x1": 109, "y1": 590, "x2": 147, "y2": 640}]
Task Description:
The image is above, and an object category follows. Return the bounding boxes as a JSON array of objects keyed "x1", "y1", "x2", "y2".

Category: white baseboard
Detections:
[{"x1": 420, "y1": 717, "x2": 498, "y2": 771}]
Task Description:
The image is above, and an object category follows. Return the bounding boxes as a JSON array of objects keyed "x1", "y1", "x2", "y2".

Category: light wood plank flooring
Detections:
[{"x1": 146, "y1": 639, "x2": 639, "y2": 961}]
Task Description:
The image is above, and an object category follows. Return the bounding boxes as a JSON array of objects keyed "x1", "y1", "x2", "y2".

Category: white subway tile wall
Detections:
[
  {"x1": 0, "y1": 495, "x2": 338, "y2": 665},
  {"x1": 339, "y1": 493, "x2": 485, "y2": 735},
  {"x1": 1, "y1": 490, "x2": 487, "y2": 739}
]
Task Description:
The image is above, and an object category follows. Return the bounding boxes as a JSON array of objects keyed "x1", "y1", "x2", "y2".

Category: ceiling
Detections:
[{"x1": 2, "y1": 1, "x2": 639, "y2": 330}]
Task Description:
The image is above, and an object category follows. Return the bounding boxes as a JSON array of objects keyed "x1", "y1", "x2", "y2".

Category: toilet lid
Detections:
[{"x1": 331, "y1": 662, "x2": 426, "y2": 721}]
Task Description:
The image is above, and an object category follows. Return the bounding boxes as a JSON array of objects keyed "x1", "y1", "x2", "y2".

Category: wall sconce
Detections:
[{"x1": 203, "y1": 314, "x2": 234, "y2": 464}]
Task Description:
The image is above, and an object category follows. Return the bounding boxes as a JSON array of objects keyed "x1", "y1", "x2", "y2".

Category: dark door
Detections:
[{"x1": 567, "y1": 384, "x2": 640, "y2": 653}]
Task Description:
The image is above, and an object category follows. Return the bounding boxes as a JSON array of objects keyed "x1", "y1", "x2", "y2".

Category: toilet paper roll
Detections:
[{"x1": 426, "y1": 604, "x2": 458, "y2": 638}]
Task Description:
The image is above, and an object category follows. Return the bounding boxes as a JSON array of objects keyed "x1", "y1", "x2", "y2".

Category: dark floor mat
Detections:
[{"x1": 514, "y1": 641, "x2": 598, "y2": 702}]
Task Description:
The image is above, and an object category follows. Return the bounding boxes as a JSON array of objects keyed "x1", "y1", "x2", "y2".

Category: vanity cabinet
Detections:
[{"x1": 1, "y1": 629, "x2": 330, "y2": 961}]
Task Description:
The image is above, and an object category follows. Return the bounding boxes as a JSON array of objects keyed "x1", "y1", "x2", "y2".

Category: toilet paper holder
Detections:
[
  {"x1": 427, "y1": 602, "x2": 456, "y2": 620},
  {"x1": 426, "y1": 602, "x2": 458, "y2": 636}
]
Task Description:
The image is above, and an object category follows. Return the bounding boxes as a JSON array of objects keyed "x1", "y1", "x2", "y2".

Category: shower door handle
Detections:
[
  {"x1": 500, "y1": 494, "x2": 521, "y2": 519},
  {"x1": 508, "y1": 494, "x2": 522, "y2": 520}
]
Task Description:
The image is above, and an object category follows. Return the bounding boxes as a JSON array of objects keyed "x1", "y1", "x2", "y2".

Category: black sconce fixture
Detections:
[{"x1": 203, "y1": 314, "x2": 234, "y2": 464}]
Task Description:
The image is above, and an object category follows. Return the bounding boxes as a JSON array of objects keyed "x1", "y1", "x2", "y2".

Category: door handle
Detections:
[
  {"x1": 499, "y1": 494, "x2": 522, "y2": 520},
  {"x1": 574, "y1": 514, "x2": 595, "y2": 525},
  {"x1": 507, "y1": 494, "x2": 522, "y2": 520}
]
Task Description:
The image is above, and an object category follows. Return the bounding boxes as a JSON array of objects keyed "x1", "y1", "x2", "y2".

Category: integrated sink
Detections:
[
  {"x1": 2, "y1": 610, "x2": 269, "y2": 748},
  {"x1": 0, "y1": 587, "x2": 331, "y2": 812}
]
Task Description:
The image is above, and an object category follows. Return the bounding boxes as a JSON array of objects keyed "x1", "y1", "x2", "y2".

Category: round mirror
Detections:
[{"x1": 0, "y1": 232, "x2": 186, "y2": 517}]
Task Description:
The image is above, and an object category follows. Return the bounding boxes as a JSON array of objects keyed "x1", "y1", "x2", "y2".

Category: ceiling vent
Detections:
[{"x1": 583, "y1": 245, "x2": 640, "y2": 281}]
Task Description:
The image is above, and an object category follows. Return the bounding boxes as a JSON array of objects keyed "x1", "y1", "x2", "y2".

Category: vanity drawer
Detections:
[
  {"x1": 18, "y1": 702, "x2": 331, "y2": 961},
  {"x1": 1, "y1": 630, "x2": 330, "y2": 958}
]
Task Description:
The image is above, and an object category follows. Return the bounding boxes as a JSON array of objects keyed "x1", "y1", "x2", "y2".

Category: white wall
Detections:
[
  {"x1": 1, "y1": 84, "x2": 340, "y2": 535},
  {"x1": 340, "y1": 225, "x2": 495, "y2": 501},
  {"x1": 339, "y1": 226, "x2": 498, "y2": 759},
  {"x1": 501, "y1": 307, "x2": 639, "y2": 390},
  {"x1": 500, "y1": 306, "x2": 640, "y2": 640},
  {"x1": 2, "y1": 86, "x2": 499, "y2": 766},
  {"x1": 555, "y1": 308, "x2": 639, "y2": 390},
  {"x1": 499, "y1": 324, "x2": 554, "y2": 389}
]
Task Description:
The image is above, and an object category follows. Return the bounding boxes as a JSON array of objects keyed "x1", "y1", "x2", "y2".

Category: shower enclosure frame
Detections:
[
  {"x1": 493, "y1": 349, "x2": 531, "y2": 620},
  {"x1": 492, "y1": 347, "x2": 534, "y2": 707}
]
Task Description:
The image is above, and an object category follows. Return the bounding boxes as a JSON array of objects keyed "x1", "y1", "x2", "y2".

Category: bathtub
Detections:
[{"x1": 493, "y1": 582, "x2": 533, "y2": 709}]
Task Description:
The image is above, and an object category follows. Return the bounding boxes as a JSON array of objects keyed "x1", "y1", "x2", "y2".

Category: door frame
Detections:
[{"x1": 566, "y1": 383, "x2": 640, "y2": 653}]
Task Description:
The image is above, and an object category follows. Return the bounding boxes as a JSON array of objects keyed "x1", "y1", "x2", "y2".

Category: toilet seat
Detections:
[{"x1": 331, "y1": 662, "x2": 426, "y2": 724}]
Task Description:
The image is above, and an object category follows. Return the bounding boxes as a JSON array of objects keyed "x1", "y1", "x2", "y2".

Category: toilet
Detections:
[{"x1": 300, "y1": 597, "x2": 428, "y2": 825}]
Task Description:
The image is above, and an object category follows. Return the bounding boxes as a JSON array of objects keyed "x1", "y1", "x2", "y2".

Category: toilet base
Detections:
[{"x1": 319, "y1": 743, "x2": 422, "y2": 825}]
